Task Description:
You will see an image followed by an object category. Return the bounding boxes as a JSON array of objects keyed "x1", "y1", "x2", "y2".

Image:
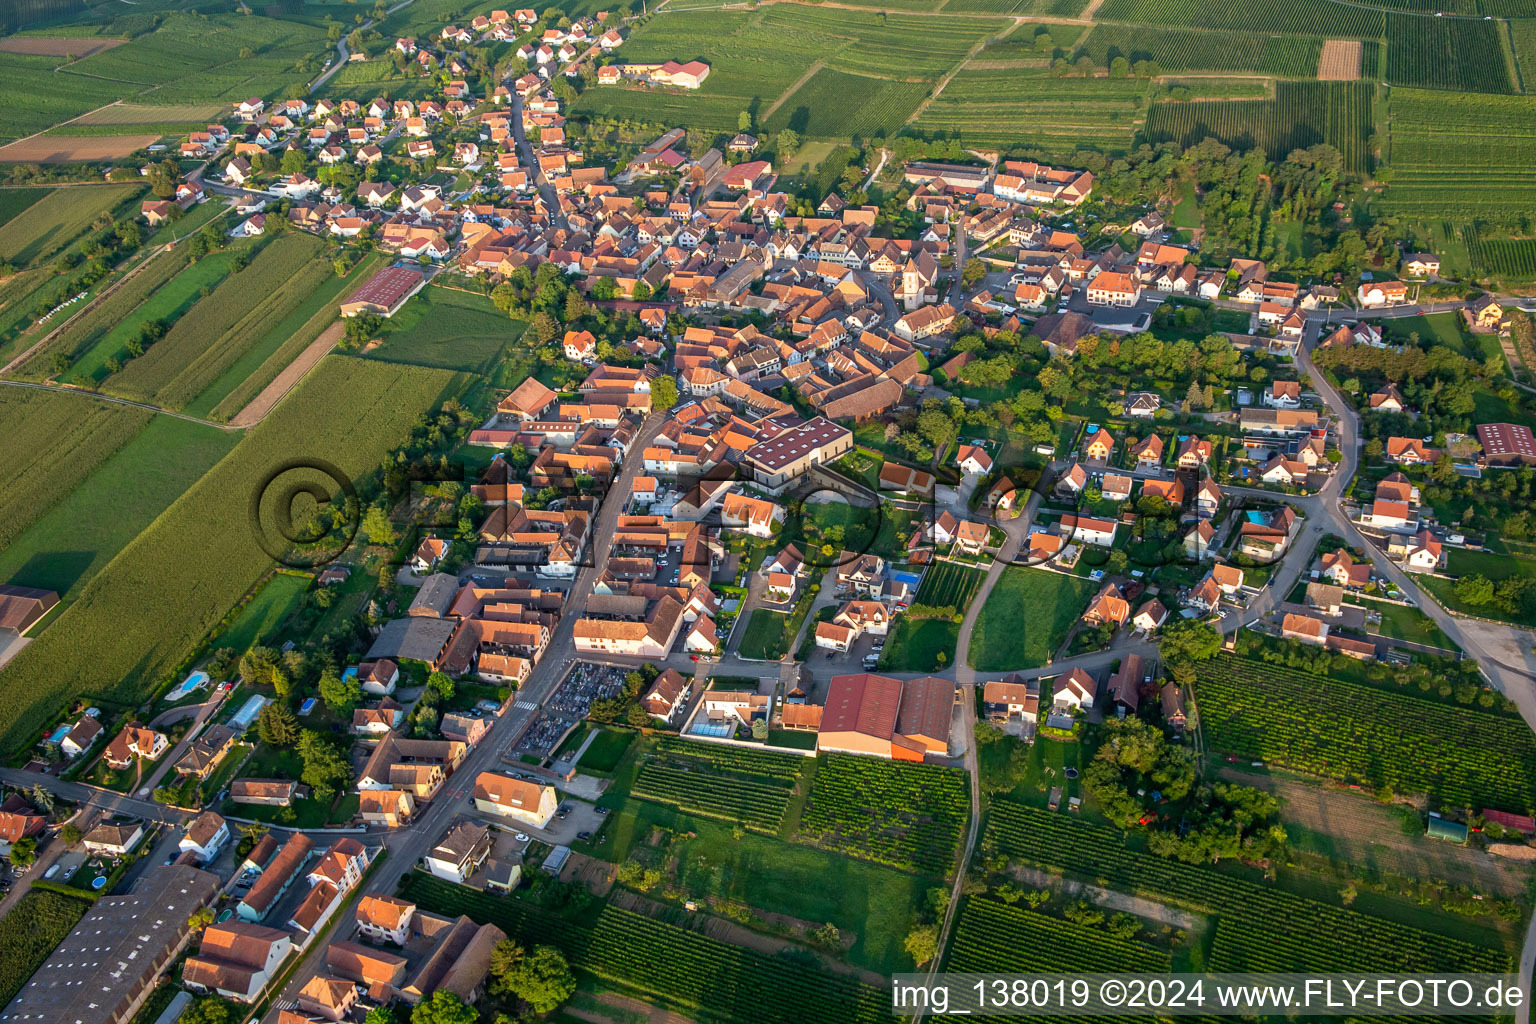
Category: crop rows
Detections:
[
  {"x1": 917, "y1": 561, "x2": 985, "y2": 610},
  {"x1": 633, "y1": 737, "x2": 805, "y2": 831},
  {"x1": 797, "y1": 753, "x2": 968, "y2": 875},
  {"x1": 398, "y1": 871, "x2": 897, "y2": 1024},
  {"x1": 1461, "y1": 226, "x2": 1536, "y2": 280},
  {"x1": 105, "y1": 233, "x2": 329, "y2": 408},
  {"x1": 948, "y1": 897, "x2": 1170, "y2": 973},
  {"x1": 986, "y1": 802, "x2": 1510, "y2": 975},
  {"x1": 914, "y1": 72, "x2": 1145, "y2": 150},
  {"x1": 757, "y1": 6, "x2": 1007, "y2": 80},
  {"x1": 0, "y1": 888, "x2": 93, "y2": 1007},
  {"x1": 1144, "y1": 81, "x2": 1373, "y2": 172},
  {"x1": 1197, "y1": 655, "x2": 1536, "y2": 810},
  {"x1": 26, "y1": 247, "x2": 190, "y2": 373},
  {"x1": 0, "y1": 389, "x2": 152, "y2": 552},
  {"x1": 1073, "y1": 25, "x2": 1324, "y2": 76},
  {"x1": 0, "y1": 184, "x2": 140, "y2": 269},
  {"x1": 0, "y1": 56, "x2": 127, "y2": 142},
  {"x1": 1092, "y1": 0, "x2": 1385, "y2": 40},
  {"x1": 763, "y1": 69, "x2": 928, "y2": 139},
  {"x1": 1384, "y1": 14, "x2": 1513, "y2": 94},
  {"x1": 1381, "y1": 90, "x2": 1536, "y2": 217},
  {"x1": 0, "y1": 356, "x2": 461, "y2": 755}
]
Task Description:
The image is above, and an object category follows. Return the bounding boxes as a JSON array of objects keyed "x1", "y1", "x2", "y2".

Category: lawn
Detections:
[
  {"x1": 738, "y1": 608, "x2": 792, "y2": 661},
  {"x1": 582, "y1": 728, "x2": 636, "y2": 775},
  {"x1": 968, "y1": 567, "x2": 1097, "y2": 671},
  {"x1": 215, "y1": 572, "x2": 313, "y2": 654},
  {"x1": 363, "y1": 285, "x2": 525, "y2": 373},
  {"x1": 1361, "y1": 597, "x2": 1456, "y2": 651},
  {"x1": 1420, "y1": 548, "x2": 1536, "y2": 626},
  {"x1": 877, "y1": 616, "x2": 959, "y2": 671},
  {"x1": 0, "y1": 416, "x2": 238, "y2": 604}
]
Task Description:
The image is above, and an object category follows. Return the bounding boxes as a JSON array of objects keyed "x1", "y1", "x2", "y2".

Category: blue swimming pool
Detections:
[
  {"x1": 163, "y1": 670, "x2": 209, "y2": 702},
  {"x1": 691, "y1": 720, "x2": 734, "y2": 738},
  {"x1": 341, "y1": 666, "x2": 358, "y2": 685},
  {"x1": 46, "y1": 724, "x2": 70, "y2": 744},
  {"x1": 298, "y1": 697, "x2": 317, "y2": 717}
]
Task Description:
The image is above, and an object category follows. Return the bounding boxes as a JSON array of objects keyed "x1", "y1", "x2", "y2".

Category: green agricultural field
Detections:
[
  {"x1": 0, "y1": 388, "x2": 152, "y2": 552},
  {"x1": 0, "y1": 355, "x2": 463, "y2": 755},
  {"x1": 913, "y1": 72, "x2": 1148, "y2": 151},
  {"x1": 1145, "y1": 81, "x2": 1374, "y2": 173},
  {"x1": 1462, "y1": 224, "x2": 1536, "y2": 282},
  {"x1": 215, "y1": 571, "x2": 312, "y2": 655},
  {"x1": 0, "y1": 54, "x2": 127, "y2": 142},
  {"x1": 363, "y1": 285, "x2": 525, "y2": 373},
  {"x1": 1512, "y1": 19, "x2": 1536, "y2": 92},
  {"x1": 1380, "y1": 90, "x2": 1536, "y2": 218},
  {"x1": 946, "y1": 897, "x2": 1171, "y2": 973},
  {"x1": 397, "y1": 872, "x2": 897, "y2": 1023},
  {"x1": 632, "y1": 737, "x2": 807, "y2": 832},
  {"x1": 1385, "y1": 14, "x2": 1513, "y2": 94},
  {"x1": 1195, "y1": 654, "x2": 1536, "y2": 811},
  {"x1": 205, "y1": 252, "x2": 386, "y2": 423},
  {"x1": 1091, "y1": 0, "x2": 1385, "y2": 39},
  {"x1": 0, "y1": 189, "x2": 47, "y2": 229},
  {"x1": 949, "y1": 0, "x2": 1087, "y2": 13},
  {"x1": 758, "y1": 7, "x2": 1008, "y2": 80},
  {"x1": 798, "y1": 753, "x2": 969, "y2": 875},
  {"x1": 0, "y1": 184, "x2": 140, "y2": 268},
  {"x1": 105, "y1": 233, "x2": 331, "y2": 408},
  {"x1": 764, "y1": 69, "x2": 930, "y2": 139},
  {"x1": 0, "y1": 888, "x2": 93, "y2": 1008},
  {"x1": 878, "y1": 562, "x2": 987, "y2": 670},
  {"x1": 981, "y1": 22, "x2": 1086, "y2": 56},
  {"x1": 986, "y1": 802, "x2": 1512, "y2": 975},
  {"x1": 1073, "y1": 25, "x2": 1323, "y2": 75},
  {"x1": 969, "y1": 566, "x2": 1096, "y2": 671},
  {"x1": 0, "y1": 415, "x2": 236, "y2": 603}
]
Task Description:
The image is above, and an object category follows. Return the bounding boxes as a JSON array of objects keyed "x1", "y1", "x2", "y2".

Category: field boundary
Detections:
[{"x1": 228, "y1": 322, "x2": 344, "y2": 428}]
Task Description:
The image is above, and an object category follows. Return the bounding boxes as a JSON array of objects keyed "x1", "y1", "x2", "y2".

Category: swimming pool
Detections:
[
  {"x1": 690, "y1": 720, "x2": 734, "y2": 738},
  {"x1": 229, "y1": 694, "x2": 267, "y2": 730},
  {"x1": 45, "y1": 724, "x2": 70, "y2": 745},
  {"x1": 341, "y1": 666, "x2": 358, "y2": 685},
  {"x1": 298, "y1": 697, "x2": 317, "y2": 717},
  {"x1": 163, "y1": 670, "x2": 209, "y2": 702}
]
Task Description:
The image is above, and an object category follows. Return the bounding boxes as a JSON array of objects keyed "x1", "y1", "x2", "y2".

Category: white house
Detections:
[
  {"x1": 955, "y1": 444, "x2": 992, "y2": 476},
  {"x1": 355, "y1": 894, "x2": 415, "y2": 945},
  {"x1": 1051, "y1": 668, "x2": 1095, "y2": 711},
  {"x1": 179, "y1": 811, "x2": 230, "y2": 864},
  {"x1": 1058, "y1": 514, "x2": 1117, "y2": 548},
  {"x1": 425, "y1": 821, "x2": 493, "y2": 883}
]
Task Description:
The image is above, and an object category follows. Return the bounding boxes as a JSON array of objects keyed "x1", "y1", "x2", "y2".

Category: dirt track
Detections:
[
  {"x1": 228, "y1": 322, "x2": 344, "y2": 428},
  {"x1": 0, "y1": 37, "x2": 124, "y2": 57},
  {"x1": 0, "y1": 135, "x2": 162, "y2": 163}
]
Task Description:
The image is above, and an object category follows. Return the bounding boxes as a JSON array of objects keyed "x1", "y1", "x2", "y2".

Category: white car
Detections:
[{"x1": 514, "y1": 832, "x2": 530, "y2": 842}]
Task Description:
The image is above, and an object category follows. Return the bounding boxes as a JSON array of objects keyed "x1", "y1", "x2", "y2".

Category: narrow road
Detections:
[{"x1": 307, "y1": 0, "x2": 416, "y2": 95}]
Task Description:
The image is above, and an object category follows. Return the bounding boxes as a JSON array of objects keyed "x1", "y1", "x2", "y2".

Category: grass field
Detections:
[
  {"x1": 0, "y1": 184, "x2": 139, "y2": 268},
  {"x1": 969, "y1": 567, "x2": 1096, "y2": 671},
  {"x1": 362, "y1": 286, "x2": 524, "y2": 373},
  {"x1": 215, "y1": 571, "x2": 312, "y2": 655},
  {"x1": 1363, "y1": 598, "x2": 1456, "y2": 650},
  {"x1": 0, "y1": 415, "x2": 237, "y2": 604},
  {"x1": 0, "y1": 355, "x2": 462, "y2": 755}
]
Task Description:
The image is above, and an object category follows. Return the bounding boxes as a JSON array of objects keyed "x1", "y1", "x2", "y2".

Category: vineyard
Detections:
[
  {"x1": 797, "y1": 753, "x2": 968, "y2": 874},
  {"x1": 947, "y1": 0, "x2": 1089, "y2": 12},
  {"x1": 633, "y1": 736, "x2": 806, "y2": 832},
  {"x1": 913, "y1": 72, "x2": 1146, "y2": 151},
  {"x1": 985, "y1": 802, "x2": 1511, "y2": 974},
  {"x1": 946, "y1": 897, "x2": 1170, "y2": 973},
  {"x1": 1379, "y1": 89, "x2": 1536, "y2": 218},
  {"x1": 1461, "y1": 226, "x2": 1536, "y2": 281},
  {"x1": 1384, "y1": 14, "x2": 1513, "y2": 94},
  {"x1": 1073, "y1": 25, "x2": 1324, "y2": 75},
  {"x1": 0, "y1": 356, "x2": 462, "y2": 755},
  {"x1": 0, "y1": 389, "x2": 151, "y2": 552},
  {"x1": 0, "y1": 888, "x2": 93, "y2": 1007},
  {"x1": 1194, "y1": 655, "x2": 1536, "y2": 811},
  {"x1": 756, "y1": 6, "x2": 1007, "y2": 80},
  {"x1": 104, "y1": 233, "x2": 330, "y2": 408},
  {"x1": 764, "y1": 69, "x2": 929, "y2": 139},
  {"x1": 915, "y1": 561, "x2": 986, "y2": 611},
  {"x1": 1144, "y1": 81, "x2": 1374, "y2": 173},
  {"x1": 1090, "y1": 0, "x2": 1385, "y2": 40},
  {"x1": 397, "y1": 871, "x2": 897, "y2": 1024}
]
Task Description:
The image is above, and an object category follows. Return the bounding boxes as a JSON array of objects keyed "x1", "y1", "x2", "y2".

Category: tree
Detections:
[
  {"x1": 8, "y1": 836, "x2": 36, "y2": 868},
  {"x1": 59, "y1": 823, "x2": 83, "y2": 846},
  {"x1": 751, "y1": 718, "x2": 769, "y2": 740},
  {"x1": 904, "y1": 924, "x2": 939, "y2": 966},
  {"x1": 490, "y1": 938, "x2": 525, "y2": 985},
  {"x1": 500, "y1": 944, "x2": 576, "y2": 1015},
  {"x1": 360, "y1": 505, "x2": 396, "y2": 546},
  {"x1": 297, "y1": 730, "x2": 354, "y2": 798},
  {"x1": 182, "y1": 997, "x2": 236, "y2": 1024},
  {"x1": 280, "y1": 147, "x2": 309, "y2": 175},
  {"x1": 318, "y1": 667, "x2": 363, "y2": 714},
  {"x1": 236, "y1": 822, "x2": 269, "y2": 858},
  {"x1": 365, "y1": 1009, "x2": 398, "y2": 1024},
  {"x1": 777, "y1": 128, "x2": 799, "y2": 160},
  {"x1": 257, "y1": 703, "x2": 299, "y2": 746},
  {"x1": 738, "y1": 110, "x2": 752, "y2": 132},
  {"x1": 1159, "y1": 618, "x2": 1222, "y2": 663},
  {"x1": 187, "y1": 906, "x2": 216, "y2": 930},
  {"x1": 1455, "y1": 574, "x2": 1496, "y2": 607},
  {"x1": 530, "y1": 311, "x2": 559, "y2": 345},
  {"x1": 650, "y1": 374, "x2": 678, "y2": 412},
  {"x1": 412, "y1": 992, "x2": 477, "y2": 1024},
  {"x1": 425, "y1": 671, "x2": 454, "y2": 703}
]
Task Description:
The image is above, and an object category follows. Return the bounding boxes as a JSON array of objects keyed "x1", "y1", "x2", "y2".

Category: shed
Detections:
[{"x1": 542, "y1": 844, "x2": 571, "y2": 875}]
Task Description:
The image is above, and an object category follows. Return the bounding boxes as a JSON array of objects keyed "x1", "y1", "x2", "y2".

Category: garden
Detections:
[{"x1": 968, "y1": 567, "x2": 1097, "y2": 671}]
